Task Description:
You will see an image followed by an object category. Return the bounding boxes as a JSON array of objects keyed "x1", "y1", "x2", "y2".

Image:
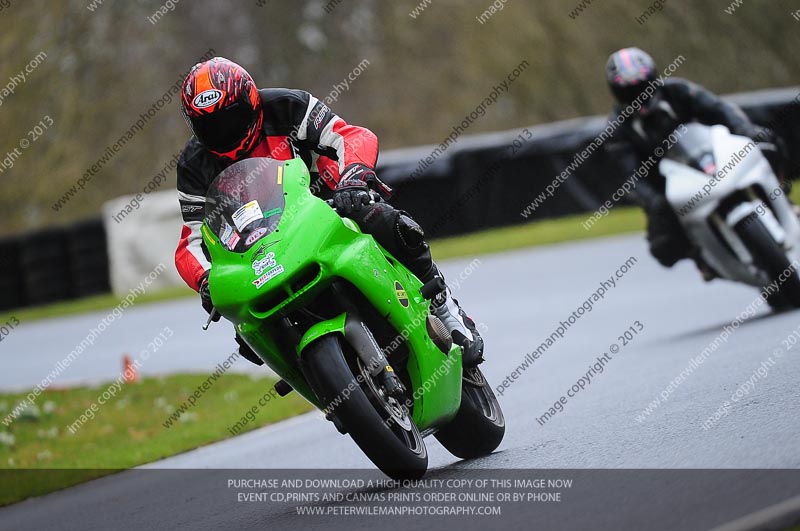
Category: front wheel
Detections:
[
  {"x1": 304, "y1": 335, "x2": 428, "y2": 479},
  {"x1": 434, "y1": 367, "x2": 505, "y2": 459},
  {"x1": 735, "y1": 213, "x2": 800, "y2": 308}
]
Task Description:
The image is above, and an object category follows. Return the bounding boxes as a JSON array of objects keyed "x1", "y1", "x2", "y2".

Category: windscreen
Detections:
[
  {"x1": 663, "y1": 123, "x2": 716, "y2": 175},
  {"x1": 205, "y1": 158, "x2": 286, "y2": 252}
]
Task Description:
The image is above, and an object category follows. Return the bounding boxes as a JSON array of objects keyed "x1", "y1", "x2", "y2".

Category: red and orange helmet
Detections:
[{"x1": 180, "y1": 57, "x2": 263, "y2": 160}]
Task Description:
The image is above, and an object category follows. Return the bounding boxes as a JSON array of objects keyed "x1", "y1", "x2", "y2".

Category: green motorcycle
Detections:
[{"x1": 201, "y1": 157, "x2": 504, "y2": 479}]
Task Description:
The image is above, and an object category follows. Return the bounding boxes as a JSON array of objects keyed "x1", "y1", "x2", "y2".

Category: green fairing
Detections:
[
  {"x1": 202, "y1": 158, "x2": 462, "y2": 430},
  {"x1": 295, "y1": 313, "x2": 346, "y2": 354}
]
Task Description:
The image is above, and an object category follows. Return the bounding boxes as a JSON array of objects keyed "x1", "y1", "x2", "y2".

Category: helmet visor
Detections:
[
  {"x1": 191, "y1": 103, "x2": 257, "y2": 153},
  {"x1": 612, "y1": 82, "x2": 650, "y2": 106}
]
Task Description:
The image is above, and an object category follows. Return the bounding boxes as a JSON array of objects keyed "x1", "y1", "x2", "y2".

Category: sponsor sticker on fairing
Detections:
[
  {"x1": 252, "y1": 265, "x2": 284, "y2": 289},
  {"x1": 263, "y1": 207, "x2": 282, "y2": 218},
  {"x1": 231, "y1": 200, "x2": 263, "y2": 231},
  {"x1": 220, "y1": 222, "x2": 233, "y2": 243},
  {"x1": 226, "y1": 232, "x2": 240, "y2": 250},
  {"x1": 245, "y1": 228, "x2": 268, "y2": 246},
  {"x1": 394, "y1": 281, "x2": 409, "y2": 308},
  {"x1": 252, "y1": 251, "x2": 277, "y2": 276},
  {"x1": 253, "y1": 243, "x2": 267, "y2": 261}
]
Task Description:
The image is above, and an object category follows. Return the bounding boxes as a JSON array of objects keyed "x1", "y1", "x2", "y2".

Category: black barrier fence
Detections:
[
  {"x1": 0, "y1": 218, "x2": 109, "y2": 311},
  {"x1": 1, "y1": 88, "x2": 797, "y2": 311},
  {"x1": 385, "y1": 87, "x2": 800, "y2": 238}
]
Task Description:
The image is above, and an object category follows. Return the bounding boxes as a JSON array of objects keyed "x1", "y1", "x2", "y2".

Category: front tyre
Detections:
[
  {"x1": 434, "y1": 367, "x2": 505, "y2": 459},
  {"x1": 735, "y1": 213, "x2": 800, "y2": 308},
  {"x1": 304, "y1": 335, "x2": 427, "y2": 479}
]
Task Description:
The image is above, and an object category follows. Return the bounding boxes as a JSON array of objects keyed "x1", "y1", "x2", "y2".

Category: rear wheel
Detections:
[
  {"x1": 434, "y1": 367, "x2": 505, "y2": 459},
  {"x1": 735, "y1": 213, "x2": 800, "y2": 308},
  {"x1": 304, "y1": 335, "x2": 427, "y2": 479}
]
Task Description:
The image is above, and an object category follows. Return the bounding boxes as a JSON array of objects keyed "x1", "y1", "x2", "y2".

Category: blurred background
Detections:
[
  {"x1": 1, "y1": 0, "x2": 797, "y2": 235},
  {"x1": 2, "y1": 0, "x2": 800, "y2": 515},
  {"x1": 1, "y1": 0, "x2": 798, "y2": 311}
]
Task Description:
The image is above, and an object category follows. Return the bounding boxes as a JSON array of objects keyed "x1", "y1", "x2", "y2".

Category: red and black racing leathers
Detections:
[{"x1": 175, "y1": 88, "x2": 434, "y2": 291}]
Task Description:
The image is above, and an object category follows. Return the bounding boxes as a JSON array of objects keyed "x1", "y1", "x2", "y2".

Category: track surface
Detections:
[
  {"x1": 3, "y1": 234, "x2": 800, "y2": 530},
  {"x1": 1, "y1": 297, "x2": 259, "y2": 391}
]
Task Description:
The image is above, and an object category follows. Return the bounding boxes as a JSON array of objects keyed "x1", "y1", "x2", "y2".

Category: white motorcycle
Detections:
[{"x1": 661, "y1": 123, "x2": 800, "y2": 308}]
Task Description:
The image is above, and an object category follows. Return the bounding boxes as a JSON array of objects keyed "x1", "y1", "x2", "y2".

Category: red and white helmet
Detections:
[{"x1": 180, "y1": 57, "x2": 263, "y2": 160}]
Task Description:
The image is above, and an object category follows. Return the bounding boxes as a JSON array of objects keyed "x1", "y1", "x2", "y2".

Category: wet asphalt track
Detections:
[
  {"x1": 0, "y1": 296, "x2": 260, "y2": 392},
  {"x1": 2, "y1": 234, "x2": 800, "y2": 530}
]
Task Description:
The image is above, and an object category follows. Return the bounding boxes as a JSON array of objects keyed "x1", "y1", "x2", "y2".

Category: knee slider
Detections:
[{"x1": 396, "y1": 212, "x2": 425, "y2": 250}]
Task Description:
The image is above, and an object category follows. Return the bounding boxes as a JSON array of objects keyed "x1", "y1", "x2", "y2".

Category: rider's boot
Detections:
[{"x1": 426, "y1": 269, "x2": 484, "y2": 367}]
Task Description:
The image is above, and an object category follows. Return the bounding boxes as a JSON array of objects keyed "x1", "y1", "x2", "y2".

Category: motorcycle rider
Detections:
[
  {"x1": 174, "y1": 57, "x2": 484, "y2": 367},
  {"x1": 604, "y1": 47, "x2": 791, "y2": 278}
]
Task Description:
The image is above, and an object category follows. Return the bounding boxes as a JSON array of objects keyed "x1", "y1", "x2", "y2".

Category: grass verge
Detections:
[
  {"x1": 0, "y1": 286, "x2": 196, "y2": 325},
  {"x1": 430, "y1": 207, "x2": 645, "y2": 260},
  {"x1": 0, "y1": 373, "x2": 313, "y2": 505}
]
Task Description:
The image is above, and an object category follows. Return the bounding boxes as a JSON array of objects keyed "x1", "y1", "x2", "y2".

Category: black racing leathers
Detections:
[{"x1": 605, "y1": 77, "x2": 787, "y2": 267}]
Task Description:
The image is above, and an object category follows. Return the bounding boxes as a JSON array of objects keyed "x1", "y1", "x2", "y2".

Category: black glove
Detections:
[
  {"x1": 199, "y1": 271, "x2": 220, "y2": 321},
  {"x1": 333, "y1": 163, "x2": 392, "y2": 215}
]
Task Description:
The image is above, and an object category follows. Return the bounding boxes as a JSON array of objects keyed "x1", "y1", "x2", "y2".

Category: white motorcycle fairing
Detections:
[{"x1": 661, "y1": 125, "x2": 800, "y2": 288}]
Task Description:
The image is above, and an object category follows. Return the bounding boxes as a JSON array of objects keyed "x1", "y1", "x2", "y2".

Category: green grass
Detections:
[
  {"x1": 430, "y1": 207, "x2": 646, "y2": 260},
  {"x1": 0, "y1": 285, "x2": 196, "y2": 325},
  {"x1": 431, "y1": 183, "x2": 800, "y2": 260},
  {"x1": 0, "y1": 373, "x2": 313, "y2": 505}
]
